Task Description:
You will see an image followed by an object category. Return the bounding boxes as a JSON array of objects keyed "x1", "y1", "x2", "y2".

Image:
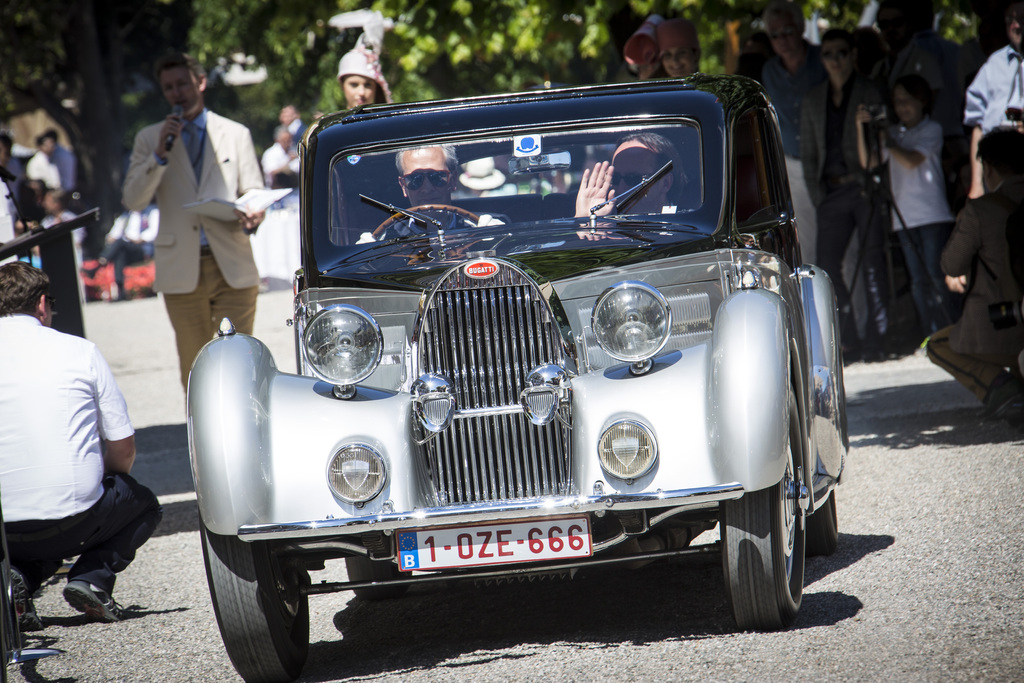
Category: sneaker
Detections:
[
  {"x1": 10, "y1": 568, "x2": 43, "y2": 632},
  {"x1": 63, "y1": 580, "x2": 122, "y2": 623}
]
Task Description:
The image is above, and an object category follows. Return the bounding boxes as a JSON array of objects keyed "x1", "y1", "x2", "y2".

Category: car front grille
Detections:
[{"x1": 418, "y1": 262, "x2": 572, "y2": 504}]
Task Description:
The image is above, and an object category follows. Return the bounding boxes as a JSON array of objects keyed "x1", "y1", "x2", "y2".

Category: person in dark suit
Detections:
[
  {"x1": 800, "y1": 28, "x2": 891, "y2": 361},
  {"x1": 927, "y1": 129, "x2": 1024, "y2": 419},
  {"x1": 122, "y1": 51, "x2": 265, "y2": 390}
]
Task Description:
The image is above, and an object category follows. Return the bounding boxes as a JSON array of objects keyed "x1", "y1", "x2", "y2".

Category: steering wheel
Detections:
[{"x1": 372, "y1": 204, "x2": 481, "y2": 239}]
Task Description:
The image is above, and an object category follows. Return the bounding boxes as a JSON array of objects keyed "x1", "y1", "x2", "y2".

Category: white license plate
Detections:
[{"x1": 397, "y1": 516, "x2": 592, "y2": 572}]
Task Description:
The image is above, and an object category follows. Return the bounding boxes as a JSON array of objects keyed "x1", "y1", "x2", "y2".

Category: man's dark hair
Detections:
[
  {"x1": 0, "y1": 132, "x2": 12, "y2": 153},
  {"x1": 154, "y1": 51, "x2": 206, "y2": 83},
  {"x1": 903, "y1": 0, "x2": 935, "y2": 33},
  {"x1": 0, "y1": 262, "x2": 50, "y2": 317},
  {"x1": 977, "y1": 130, "x2": 1024, "y2": 176},
  {"x1": 35, "y1": 129, "x2": 58, "y2": 147},
  {"x1": 878, "y1": 0, "x2": 911, "y2": 16},
  {"x1": 894, "y1": 74, "x2": 933, "y2": 114},
  {"x1": 821, "y1": 28, "x2": 855, "y2": 49}
]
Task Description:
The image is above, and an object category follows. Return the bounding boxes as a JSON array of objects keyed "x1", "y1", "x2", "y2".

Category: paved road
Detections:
[{"x1": 9, "y1": 291, "x2": 1024, "y2": 682}]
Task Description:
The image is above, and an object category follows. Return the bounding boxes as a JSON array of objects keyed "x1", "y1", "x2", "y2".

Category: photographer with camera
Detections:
[
  {"x1": 856, "y1": 74, "x2": 958, "y2": 339},
  {"x1": 801, "y1": 28, "x2": 891, "y2": 361},
  {"x1": 926, "y1": 129, "x2": 1024, "y2": 421}
]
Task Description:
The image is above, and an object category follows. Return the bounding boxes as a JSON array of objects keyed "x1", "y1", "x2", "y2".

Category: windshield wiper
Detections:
[
  {"x1": 588, "y1": 161, "x2": 673, "y2": 228},
  {"x1": 359, "y1": 194, "x2": 442, "y2": 229}
]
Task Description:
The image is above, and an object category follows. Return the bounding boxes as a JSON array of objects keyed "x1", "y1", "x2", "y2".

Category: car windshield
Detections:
[{"x1": 325, "y1": 122, "x2": 705, "y2": 248}]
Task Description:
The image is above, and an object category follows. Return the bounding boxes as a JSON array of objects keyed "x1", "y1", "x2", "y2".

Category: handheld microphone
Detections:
[{"x1": 165, "y1": 105, "x2": 184, "y2": 152}]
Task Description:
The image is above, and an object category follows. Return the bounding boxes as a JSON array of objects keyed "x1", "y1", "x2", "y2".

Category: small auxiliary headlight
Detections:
[
  {"x1": 591, "y1": 281, "x2": 672, "y2": 363},
  {"x1": 597, "y1": 421, "x2": 657, "y2": 480},
  {"x1": 520, "y1": 364, "x2": 571, "y2": 426},
  {"x1": 412, "y1": 374, "x2": 456, "y2": 433},
  {"x1": 302, "y1": 304, "x2": 382, "y2": 385},
  {"x1": 327, "y1": 444, "x2": 386, "y2": 503}
]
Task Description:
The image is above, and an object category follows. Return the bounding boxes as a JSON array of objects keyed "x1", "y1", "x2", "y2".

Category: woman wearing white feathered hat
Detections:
[{"x1": 331, "y1": 10, "x2": 394, "y2": 108}]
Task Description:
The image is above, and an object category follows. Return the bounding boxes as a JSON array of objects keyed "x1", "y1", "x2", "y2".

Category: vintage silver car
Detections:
[{"x1": 189, "y1": 74, "x2": 847, "y2": 683}]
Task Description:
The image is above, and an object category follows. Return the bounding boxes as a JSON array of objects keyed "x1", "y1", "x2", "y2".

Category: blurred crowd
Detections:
[{"x1": 618, "y1": 0, "x2": 1024, "y2": 424}]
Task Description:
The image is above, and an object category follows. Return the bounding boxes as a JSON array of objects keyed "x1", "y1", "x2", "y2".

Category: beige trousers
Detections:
[{"x1": 163, "y1": 253, "x2": 258, "y2": 389}]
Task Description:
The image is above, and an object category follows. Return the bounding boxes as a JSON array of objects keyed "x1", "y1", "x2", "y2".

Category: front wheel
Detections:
[
  {"x1": 721, "y1": 394, "x2": 806, "y2": 630},
  {"x1": 201, "y1": 527, "x2": 310, "y2": 683}
]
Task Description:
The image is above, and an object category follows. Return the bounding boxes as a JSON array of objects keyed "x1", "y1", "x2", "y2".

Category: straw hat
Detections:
[
  {"x1": 337, "y1": 47, "x2": 392, "y2": 103},
  {"x1": 459, "y1": 158, "x2": 506, "y2": 191}
]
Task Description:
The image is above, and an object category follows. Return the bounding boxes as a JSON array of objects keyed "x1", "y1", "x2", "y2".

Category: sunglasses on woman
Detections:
[
  {"x1": 612, "y1": 172, "x2": 648, "y2": 186},
  {"x1": 400, "y1": 170, "x2": 451, "y2": 190}
]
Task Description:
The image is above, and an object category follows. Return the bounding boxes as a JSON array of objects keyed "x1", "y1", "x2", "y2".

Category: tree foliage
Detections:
[
  {"x1": 0, "y1": 0, "x2": 984, "y2": 248},
  {"x1": 188, "y1": 0, "x2": 980, "y2": 125}
]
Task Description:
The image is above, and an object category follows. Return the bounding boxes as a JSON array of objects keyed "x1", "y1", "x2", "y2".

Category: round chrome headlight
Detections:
[
  {"x1": 302, "y1": 305, "x2": 382, "y2": 385},
  {"x1": 591, "y1": 281, "x2": 672, "y2": 363},
  {"x1": 597, "y1": 420, "x2": 658, "y2": 480},
  {"x1": 327, "y1": 444, "x2": 387, "y2": 503}
]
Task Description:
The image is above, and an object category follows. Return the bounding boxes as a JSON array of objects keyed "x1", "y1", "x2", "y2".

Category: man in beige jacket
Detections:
[{"x1": 123, "y1": 51, "x2": 265, "y2": 390}]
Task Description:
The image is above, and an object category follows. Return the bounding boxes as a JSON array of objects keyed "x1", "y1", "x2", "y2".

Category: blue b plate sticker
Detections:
[
  {"x1": 397, "y1": 531, "x2": 420, "y2": 570},
  {"x1": 513, "y1": 135, "x2": 541, "y2": 157}
]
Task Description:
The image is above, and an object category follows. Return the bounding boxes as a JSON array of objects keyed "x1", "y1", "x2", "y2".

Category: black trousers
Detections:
[
  {"x1": 815, "y1": 182, "x2": 890, "y2": 351},
  {"x1": 5, "y1": 472, "x2": 162, "y2": 595}
]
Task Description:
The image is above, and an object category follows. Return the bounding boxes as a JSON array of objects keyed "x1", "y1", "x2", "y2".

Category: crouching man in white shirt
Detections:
[{"x1": 0, "y1": 262, "x2": 162, "y2": 630}]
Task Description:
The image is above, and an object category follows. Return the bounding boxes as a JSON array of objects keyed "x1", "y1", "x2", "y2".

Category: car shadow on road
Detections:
[
  {"x1": 806, "y1": 532, "x2": 894, "y2": 586},
  {"x1": 294, "y1": 534, "x2": 881, "y2": 682}
]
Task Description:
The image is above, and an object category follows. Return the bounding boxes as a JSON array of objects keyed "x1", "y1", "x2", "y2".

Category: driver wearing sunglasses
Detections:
[
  {"x1": 397, "y1": 146, "x2": 460, "y2": 206},
  {"x1": 371, "y1": 145, "x2": 505, "y2": 242}
]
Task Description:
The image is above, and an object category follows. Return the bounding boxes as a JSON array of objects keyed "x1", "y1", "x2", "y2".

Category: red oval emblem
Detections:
[{"x1": 465, "y1": 261, "x2": 499, "y2": 279}]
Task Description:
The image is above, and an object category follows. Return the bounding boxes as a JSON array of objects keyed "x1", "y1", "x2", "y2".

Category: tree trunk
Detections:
[{"x1": 47, "y1": 0, "x2": 120, "y2": 255}]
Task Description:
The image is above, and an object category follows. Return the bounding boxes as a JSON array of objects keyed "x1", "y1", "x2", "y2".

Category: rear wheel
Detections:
[
  {"x1": 201, "y1": 527, "x2": 309, "y2": 683},
  {"x1": 345, "y1": 556, "x2": 409, "y2": 600},
  {"x1": 721, "y1": 393, "x2": 806, "y2": 630},
  {"x1": 806, "y1": 491, "x2": 839, "y2": 556}
]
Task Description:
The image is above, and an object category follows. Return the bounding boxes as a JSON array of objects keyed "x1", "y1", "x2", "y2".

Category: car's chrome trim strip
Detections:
[{"x1": 236, "y1": 483, "x2": 744, "y2": 540}]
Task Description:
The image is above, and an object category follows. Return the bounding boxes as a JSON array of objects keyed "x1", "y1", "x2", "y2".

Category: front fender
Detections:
[
  {"x1": 710, "y1": 287, "x2": 791, "y2": 492},
  {"x1": 188, "y1": 333, "x2": 420, "y2": 536},
  {"x1": 187, "y1": 333, "x2": 276, "y2": 535}
]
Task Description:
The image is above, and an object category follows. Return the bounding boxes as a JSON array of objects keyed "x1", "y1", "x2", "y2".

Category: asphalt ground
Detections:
[{"x1": 8, "y1": 290, "x2": 1024, "y2": 682}]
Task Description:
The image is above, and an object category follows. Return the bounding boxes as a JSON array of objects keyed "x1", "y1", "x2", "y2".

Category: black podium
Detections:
[{"x1": 0, "y1": 209, "x2": 99, "y2": 338}]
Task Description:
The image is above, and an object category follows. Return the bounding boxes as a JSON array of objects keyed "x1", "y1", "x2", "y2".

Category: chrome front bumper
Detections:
[{"x1": 237, "y1": 483, "x2": 744, "y2": 540}]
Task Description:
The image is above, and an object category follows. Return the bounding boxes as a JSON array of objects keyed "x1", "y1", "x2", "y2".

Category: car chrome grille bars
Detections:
[{"x1": 419, "y1": 264, "x2": 572, "y2": 504}]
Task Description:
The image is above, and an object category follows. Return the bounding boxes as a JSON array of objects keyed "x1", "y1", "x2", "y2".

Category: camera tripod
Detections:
[{"x1": 852, "y1": 121, "x2": 957, "y2": 340}]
